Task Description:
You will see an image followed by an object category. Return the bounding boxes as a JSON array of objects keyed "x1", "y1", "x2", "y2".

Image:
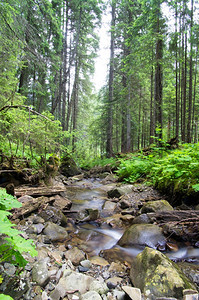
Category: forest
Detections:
[
  {"x1": 0, "y1": 0, "x2": 199, "y2": 162},
  {"x1": 1, "y1": 1, "x2": 199, "y2": 299}
]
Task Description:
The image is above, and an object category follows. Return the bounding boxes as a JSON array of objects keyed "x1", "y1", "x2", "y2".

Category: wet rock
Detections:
[
  {"x1": 43, "y1": 221, "x2": 68, "y2": 242},
  {"x1": 64, "y1": 247, "x2": 85, "y2": 266},
  {"x1": 38, "y1": 205, "x2": 68, "y2": 226},
  {"x1": 130, "y1": 247, "x2": 196, "y2": 299},
  {"x1": 26, "y1": 223, "x2": 44, "y2": 234},
  {"x1": 107, "y1": 185, "x2": 133, "y2": 198},
  {"x1": 140, "y1": 200, "x2": 173, "y2": 213},
  {"x1": 120, "y1": 214, "x2": 134, "y2": 225},
  {"x1": 108, "y1": 262, "x2": 127, "y2": 274},
  {"x1": 118, "y1": 224, "x2": 166, "y2": 250},
  {"x1": 4, "y1": 263, "x2": 16, "y2": 276},
  {"x1": 112, "y1": 290, "x2": 126, "y2": 300},
  {"x1": 122, "y1": 286, "x2": 141, "y2": 300},
  {"x1": 103, "y1": 200, "x2": 117, "y2": 211},
  {"x1": 76, "y1": 208, "x2": 100, "y2": 222},
  {"x1": 106, "y1": 276, "x2": 122, "y2": 288},
  {"x1": 32, "y1": 260, "x2": 50, "y2": 287}
]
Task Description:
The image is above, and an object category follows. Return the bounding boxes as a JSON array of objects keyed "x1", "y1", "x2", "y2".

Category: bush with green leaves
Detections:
[{"x1": 0, "y1": 189, "x2": 37, "y2": 267}]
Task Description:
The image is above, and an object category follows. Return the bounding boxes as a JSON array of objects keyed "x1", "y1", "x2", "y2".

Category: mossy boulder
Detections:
[
  {"x1": 140, "y1": 200, "x2": 173, "y2": 214},
  {"x1": 118, "y1": 224, "x2": 166, "y2": 250},
  {"x1": 60, "y1": 153, "x2": 81, "y2": 177},
  {"x1": 130, "y1": 247, "x2": 196, "y2": 299}
]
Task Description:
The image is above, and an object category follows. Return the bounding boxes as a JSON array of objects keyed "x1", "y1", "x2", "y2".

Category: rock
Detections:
[
  {"x1": 64, "y1": 247, "x2": 85, "y2": 266},
  {"x1": 103, "y1": 200, "x2": 117, "y2": 211},
  {"x1": 122, "y1": 286, "x2": 141, "y2": 300},
  {"x1": 32, "y1": 260, "x2": 50, "y2": 287},
  {"x1": 18, "y1": 195, "x2": 34, "y2": 204},
  {"x1": 177, "y1": 262, "x2": 199, "y2": 286},
  {"x1": 89, "y1": 256, "x2": 109, "y2": 266},
  {"x1": 89, "y1": 279, "x2": 109, "y2": 295},
  {"x1": 76, "y1": 208, "x2": 100, "y2": 222},
  {"x1": 26, "y1": 223, "x2": 44, "y2": 234},
  {"x1": 4, "y1": 263, "x2": 16, "y2": 276},
  {"x1": 80, "y1": 260, "x2": 92, "y2": 269},
  {"x1": 183, "y1": 294, "x2": 199, "y2": 300},
  {"x1": 81, "y1": 291, "x2": 102, "y2": 300},
  {"x1": 112, "y1": 290, "x2": 126, "y2": 300},
  {"x1": 120, "y1": 214, "x2": 134, "y2": 225},
  {"x1": 132, "y1": 213, "x2": 153, "y2": 224},
  {"x1": 43, "y1": 221, "x2": 68, "y2": 242},
  {"x1": 106, "y1": 277, "x2": 123, "y2": 288},
  {"x1": 107, "y1": 185, "x2": 133, "y2": 198},
  {"x1": 119, "y1": 198, "x2": 132, "y2": 209},
  {"x1": 50, "y1": 194, "x2": 72, "y2": 210},
  {"x1": 50, "y1": 270, "x2": 93, "y2": 299},
  {"x1": 60, "y1": 153, "x2": 81, "y2": 177},
  {"x1": 118, "y1": 224, "x2": 166, "y2": 250},
  {"x1": 108, "y1": 262, "x2": 126, "y2": 274},
  {"x1": 38, "y1": 205, "x2": 68, "y2": 226},
  {"x1": 130, "y1": 247, "x2": 196, "y2": 299},
  {"x1": 140, "y1": 200, "x2": 173, "y2": 213}
]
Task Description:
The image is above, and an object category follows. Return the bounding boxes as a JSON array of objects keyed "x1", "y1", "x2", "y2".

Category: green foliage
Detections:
[
  {"x1": 117, "y1": 155, "x2": 153, "y2": 183},
  {"x1": 0, "y1": 189, "x2": 37, "y2": 267},
  {"x1": 80, "y1": 156, "x2": 118, "y2": 170},
  {"x1": 0, "y1": 295, "x2": 13, "y2": 300},
  {"x1": 116, "y1": 143, "x2": 199, "y2": 198}
]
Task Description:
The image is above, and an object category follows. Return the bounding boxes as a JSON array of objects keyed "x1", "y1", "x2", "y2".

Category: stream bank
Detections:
[{"x1": 0, "y1": 171, "x2": 199, "y2": 300}]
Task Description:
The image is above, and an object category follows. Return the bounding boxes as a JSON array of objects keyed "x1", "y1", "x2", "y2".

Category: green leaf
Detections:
[
  {"x1": 192, "y1": 184, "x2": 199, "y2": 192},
  {"x1": 0, "y1": 295, "x2": 14, "y2": 300}
]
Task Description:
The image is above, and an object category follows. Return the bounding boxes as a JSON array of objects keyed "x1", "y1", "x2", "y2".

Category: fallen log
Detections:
[
  {"x1": 15, "y1": 185, "x2": 66, "y2": 197},
  {"x1": 154, "y1": 210, "x2": 199, "y2": 244}
]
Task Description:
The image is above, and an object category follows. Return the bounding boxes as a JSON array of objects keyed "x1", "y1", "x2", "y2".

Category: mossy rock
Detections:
[
  {"x1": 60, "y1": 153, "x2": 81, "y2": 177},
  {"x1": 130, "y1": 247, "x2": 196, "y2": 299},
  {"x1": 140, "y1": 200, "x2": 173, "y2": 214}
]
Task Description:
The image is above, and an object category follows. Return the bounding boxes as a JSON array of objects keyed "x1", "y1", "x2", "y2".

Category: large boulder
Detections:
[
  {"x1": 118, "y1": 224, "x2": 166, "y2": 250},
  {"x1": 60, "y1": 153, "x2": 81, "y2": 177},
  {"x1": 38, "y1": 205, "x2": 68, "y2": 226},
  {"x1": 130, "y1": 247, "x2": 196, "y2": 299},
  {"x1": 140, "y1": 200, "x2": 173, "y2": 213}
]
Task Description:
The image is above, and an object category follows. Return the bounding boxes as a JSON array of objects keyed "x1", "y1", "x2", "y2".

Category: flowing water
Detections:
[{"x1": 65, "y1": 178, "x2": 199, "y2": 264}]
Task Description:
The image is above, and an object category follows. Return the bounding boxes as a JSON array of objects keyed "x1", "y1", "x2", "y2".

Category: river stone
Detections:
[
  {"x1": 52, "y1": 194, "x2": 72, "y2": 210},
  {"x1": 38, "y1": 205, "x2": 68, "y2": 226},
  {"x1": 81, "y1": 291, "x2": 102, "y2": 300},
  {"x1": 103, "y1": 200, "x2": 117, "y2": 210},
  {"x1": 50, "y1": 270, "x2": 93, "y2": 299},
  {"x1": 177, "y1": 262, "x2": 199, "y2": 286},
  {"x1": 89, "y1": 279, "x2": 109, "y2": 295},
  {"x1": 43, "y1": 221, "x2": 68, "y2": 242},
  {"x1": 64, "y1": 247, "x2": 85, "y2": 266},
  {"x1": 32, "y1": 260, "x2": 50, "y2": 287},
  {"x1": 140, "y1": 200, "x2": 173, "y2": 213},
  {"x1": 132, "y1": 213, "x2": 153, "y2": 224},
  {"x1": 118, "y1": 224, "x2": 166, "y2": 249},
  {"x1": 107, "y1": 185, "x2": 133, "y2": 198},
  {"x1": 122, "y1": 286, "x2": 141, "y2": 300},
  {"x1": 89, "y1": 256, "x2": 109, "y2": 266},
  {"x1": 76, "y1": 208, "x2": 100, "y2": 222},
  {"x1": 130, "y1": 247, "x2": 196, "y2": 299}
]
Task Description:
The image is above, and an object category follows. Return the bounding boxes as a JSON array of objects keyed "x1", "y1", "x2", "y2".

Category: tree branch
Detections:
[{"x1": 0, "y1": 105, "x2": 53, "y2": 122}]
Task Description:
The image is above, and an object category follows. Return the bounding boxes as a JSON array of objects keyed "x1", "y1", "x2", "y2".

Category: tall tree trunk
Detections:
[
  {"x1": 187, "y1": 0, "x2": 194, "y2": 143},
  {"x1": 150, "y1": 48, "x2": 154, "y2": 144},
  {"x1": 154, "y1": 1, "x2": 163, "y2": 140},
  {"x1": 175, "y1": 1, "x2": 179, "y2": 139},
  {"x1": 106, "y1": 1, "x2": 115, "y2": 157}
]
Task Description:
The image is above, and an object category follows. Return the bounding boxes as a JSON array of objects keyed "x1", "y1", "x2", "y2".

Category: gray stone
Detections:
[
  {"x1": 81, "y1": 291, "x2": 102, "y2": 300},
  {"x1": 112, "y1": 290, "x2": 126, "y2": 300},
  {"x1": 64, "y1": 247, "x2": 85, "y2": 266},
  {"x1": 122, "y1": 286, "x2": 141, "y2": 300},
  {"x1": 89, "y1": 280, "x2": 109, "y2": 295},
  {"x1": 39, "y1": 206, "x2": 68, "y2": 226},
  {"x1": 4, "y1": 263, "x2": 16, "y2": 276},
  {"x1": 32, "y1": 260, "x2": 50, "y2": 287},
  {"x1": 118, "y1": 223, "x2": 166, "y2": 249},
  {"x1": 103, "y1": 201, "x2": 117, "y2": 211},
  {"x1": 76, "y1": 208, "x2": 100, "y2": 222},
  {"x1": 132, "y1": 213, "x2": 152, "y2": 224},
  {"x1": 107, "y1": 185, "x2": 133, "y2": 198},
  {"x1": 43, "y1": 221, "x2": 68, "y2": 242},
  {"x1": 80, "y1": 260, "x2": 92, "y2": 269}
]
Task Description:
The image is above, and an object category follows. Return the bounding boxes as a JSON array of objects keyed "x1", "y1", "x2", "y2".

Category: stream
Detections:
[{"x1": 64, "y1": 178, "x2": 199, "y2": 265}]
